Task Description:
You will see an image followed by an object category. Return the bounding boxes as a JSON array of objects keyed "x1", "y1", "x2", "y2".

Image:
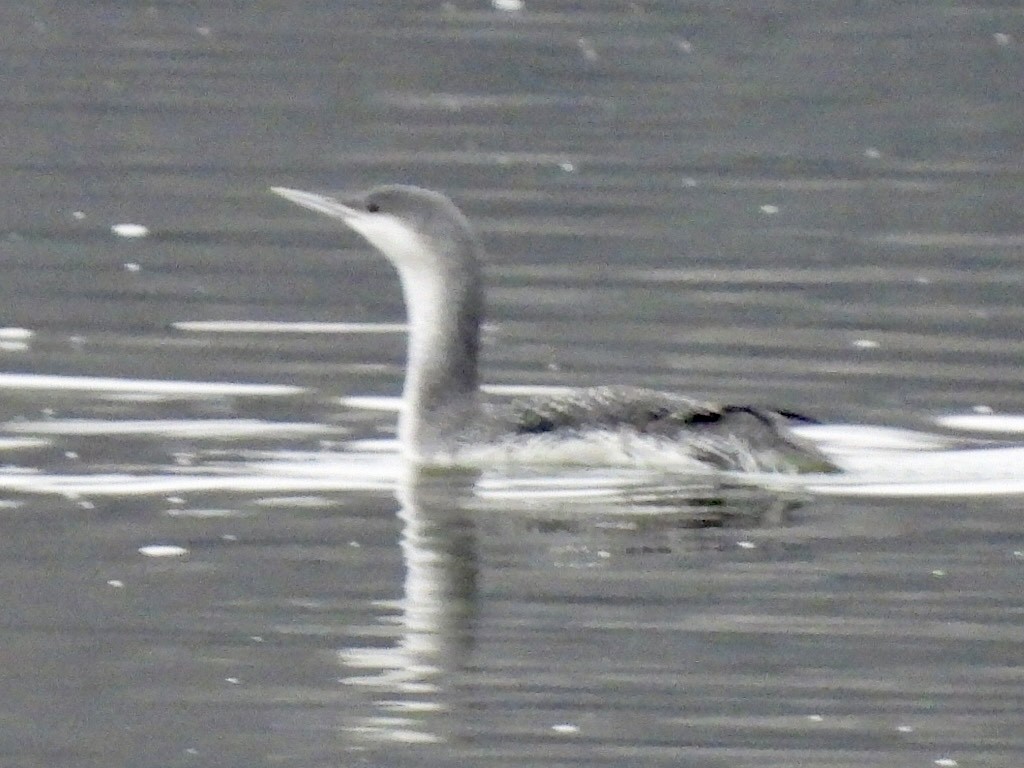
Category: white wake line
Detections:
[
  {"x1": 792, "y1": 424, "x2": 964, "y2": 451},
  {"x1": 804, "y1": 479, "x2": 1024, "y2": 497},
  {"x1": 1, "y1": 463, "x2": 1023, "y2": 498},
  {"x1": 0, "y1": 373, "x2": 304, "y2": 396},
  {"x1": 0, "y1": 450, "x2": 404, "y2": 495},
  {"x1": 778, "y1": 441, "x2": 1024, "y2": 497},
  {"x1": 936, "y1": 413, "x2": 1024, "y2": 434},
  {"x1": 173, "y1": 321, "x2": 407, "y2": 334},
  {"x1": 0, "y1": 473, "x2": 397, "y2": 496},
  {"x1": 2, "y1": 421, "x2": 1023, "y2": 498},
  {"x1": 0, "y1": 438, "x2": 50, "y2": 450},
  {"x1": 3, "y1": 418, "x2": 339, "y2": 438}
]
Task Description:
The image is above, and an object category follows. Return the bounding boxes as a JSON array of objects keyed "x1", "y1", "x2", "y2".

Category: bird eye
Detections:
[{"x1": 366, "y1": 202, "x2": 380, "y2": 213}]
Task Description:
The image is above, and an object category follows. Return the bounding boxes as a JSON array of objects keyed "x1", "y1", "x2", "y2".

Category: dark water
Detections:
[{"x1": 2, "y1": 2, "x2": 1023, "y2": 766}]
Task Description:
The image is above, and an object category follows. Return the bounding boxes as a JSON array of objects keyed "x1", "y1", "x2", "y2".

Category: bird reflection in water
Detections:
[{"x1": 335, "y1": 466, "x2": 805, "y2": 745}]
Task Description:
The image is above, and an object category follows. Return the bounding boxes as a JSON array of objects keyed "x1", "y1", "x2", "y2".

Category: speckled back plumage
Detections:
[{"x1": 479, "y1": 385, "x2": 836, "y2": 473}]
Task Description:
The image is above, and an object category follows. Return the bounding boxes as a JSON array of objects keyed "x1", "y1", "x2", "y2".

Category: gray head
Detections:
[{"x1": 271, "y1": 184, "x2": 480, "y2": 271}]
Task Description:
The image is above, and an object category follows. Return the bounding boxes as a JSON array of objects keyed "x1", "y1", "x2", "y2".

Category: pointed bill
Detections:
[
  {"x1": 270, "y1": 187, "x2": 361, "y2": 222},
  {"x1": 271, "y1": 185, "x2": 425, "y2": 263}
]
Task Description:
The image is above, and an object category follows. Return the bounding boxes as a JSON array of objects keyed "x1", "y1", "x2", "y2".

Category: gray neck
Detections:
[{"x1": 394, "y1": 259, "x2": 483, "y2": 453}]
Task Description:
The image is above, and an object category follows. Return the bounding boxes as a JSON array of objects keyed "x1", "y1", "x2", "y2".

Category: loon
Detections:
[{"x1": 271, "y1": 184, "x2": 836, "y2": 474}]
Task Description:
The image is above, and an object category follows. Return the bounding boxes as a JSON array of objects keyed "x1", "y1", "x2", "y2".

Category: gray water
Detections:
[{"x1": 2, "y1": 2, "x2": 1023, "y2": 766}]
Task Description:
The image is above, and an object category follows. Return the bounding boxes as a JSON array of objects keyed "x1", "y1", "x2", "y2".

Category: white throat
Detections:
[
  {"x1": 344, "y1": 213, "x2": 429, "y2": 270},
  {"x1": 367, "y1": 226, "x2": 483, "y2": 454}
]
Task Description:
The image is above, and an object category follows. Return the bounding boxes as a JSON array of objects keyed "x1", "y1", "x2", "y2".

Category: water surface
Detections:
[{"x1": 1, "y1": 2, "x2": 1023, "y2": 766}]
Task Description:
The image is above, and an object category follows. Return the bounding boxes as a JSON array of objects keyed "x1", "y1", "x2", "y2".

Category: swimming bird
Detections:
[{"x1": 271, "y1": 184, "x2": 836, "y2": 474}]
